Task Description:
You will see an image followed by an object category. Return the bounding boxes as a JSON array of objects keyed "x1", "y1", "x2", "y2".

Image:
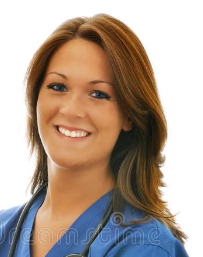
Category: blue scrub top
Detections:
[{"x1": 0, "y1": 188, "x2": 189, "y2": 257}]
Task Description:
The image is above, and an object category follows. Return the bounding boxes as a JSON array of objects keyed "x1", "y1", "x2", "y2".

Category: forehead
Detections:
[{"x1": 45, "y1": 39, "x2": 112, "y2": 78}]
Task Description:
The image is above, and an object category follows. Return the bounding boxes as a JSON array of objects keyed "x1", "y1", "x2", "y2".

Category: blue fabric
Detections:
[{"x1": 0, "y1": 188, "x2": 189, "y2": 257}]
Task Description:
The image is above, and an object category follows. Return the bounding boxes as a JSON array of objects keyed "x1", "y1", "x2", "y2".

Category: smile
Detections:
[{"x1": 56, "y1": 126, "x2": 91, "y2": 138}]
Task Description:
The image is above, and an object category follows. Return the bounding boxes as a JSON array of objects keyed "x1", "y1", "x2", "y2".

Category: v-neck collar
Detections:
[{"x1": 15, "y1": 188, "x2": 113, "y2": 257}]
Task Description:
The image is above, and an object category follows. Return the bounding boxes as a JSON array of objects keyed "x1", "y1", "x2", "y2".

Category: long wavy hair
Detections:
[{"x1": 25, "y1": 13, "x2": 187, "y2": 244}]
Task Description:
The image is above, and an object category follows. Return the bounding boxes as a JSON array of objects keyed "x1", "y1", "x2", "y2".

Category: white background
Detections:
[{"x1": 0, "y1": 0, "x2": 202, "y2": 256}]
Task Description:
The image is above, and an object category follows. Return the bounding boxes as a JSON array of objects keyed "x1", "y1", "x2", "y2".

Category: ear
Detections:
[{"x1": 122, "y1": 117, "x2": 133, "y2": 132}]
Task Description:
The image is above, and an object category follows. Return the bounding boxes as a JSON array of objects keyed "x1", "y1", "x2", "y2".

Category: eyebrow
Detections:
[{"x1": 46, "y1": 71, "x2": 114, "y2": 86}]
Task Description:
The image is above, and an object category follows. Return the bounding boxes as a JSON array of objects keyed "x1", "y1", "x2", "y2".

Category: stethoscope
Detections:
[{"x1": 8, "y1": 182, "x2": 113, "y2": 257}]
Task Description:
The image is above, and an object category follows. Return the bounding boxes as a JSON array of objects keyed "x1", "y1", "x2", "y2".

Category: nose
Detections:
[{"x1": 59, "y1": 93, "x2": 86, "y2": 118}]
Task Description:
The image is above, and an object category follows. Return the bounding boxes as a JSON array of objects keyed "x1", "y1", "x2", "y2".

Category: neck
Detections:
[{"x1": 39, "y1": 159, "x2": 115, "y2": 221}]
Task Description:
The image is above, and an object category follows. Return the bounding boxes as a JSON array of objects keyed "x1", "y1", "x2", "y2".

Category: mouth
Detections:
[{"x1": 55, "y1": 125, "x2": 91, "y2": 139}]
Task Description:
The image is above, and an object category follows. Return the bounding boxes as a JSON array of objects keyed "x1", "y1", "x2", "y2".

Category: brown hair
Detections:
[{"x1": 25, "y1": 13, "x2": 187, "y2": 244}]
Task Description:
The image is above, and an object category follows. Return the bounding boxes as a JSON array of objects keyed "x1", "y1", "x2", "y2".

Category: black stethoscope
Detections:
[{"x1": 8, "y1": 182, "x2": 113, "y2": 257}]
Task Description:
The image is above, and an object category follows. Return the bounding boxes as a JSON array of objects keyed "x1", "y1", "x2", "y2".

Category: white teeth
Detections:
[
  {"x1": 65, "y1": 130, "x2": 70, "y2": 136},
  {"x1": 70, "y1": 131, "x2": 76, "y2": 137},
  {"x1": 58, "y1": 126, "x2": 89, "y2": 138}
]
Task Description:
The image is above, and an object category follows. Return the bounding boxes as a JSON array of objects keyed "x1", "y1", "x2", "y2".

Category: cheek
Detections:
[
  {"x1": 105, "y1": 105, "x2": 125, "y2": 127},
  {"x1": 36, "y1": 93, "x2": 56, "y2": 137},
  {"x1": 36, "y1": 95, "x2": 45, "y2": 128},
  {"x1": 93, "y1": 104, "x2": 124, "y2": 138},
  {"x1": 37, "y1": 92, "x2": 56, "y2": 122}
]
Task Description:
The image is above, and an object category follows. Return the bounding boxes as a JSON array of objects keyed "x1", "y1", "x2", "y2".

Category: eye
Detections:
[
  {"x1": 91, "y1": 90, "x2": 111, "y2": 100},
  {"x1": 47, "y1": 83, "x2": 67, "y2": 92}
]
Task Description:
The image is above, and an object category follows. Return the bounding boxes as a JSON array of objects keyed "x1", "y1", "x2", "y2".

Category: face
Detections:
[{"x1": 36, "y1": 38, "x2": 132, "y2": 171}]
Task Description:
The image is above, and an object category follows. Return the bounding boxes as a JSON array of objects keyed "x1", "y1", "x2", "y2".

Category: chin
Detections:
[{"x1": 47, "y1": 154, "x2": 89, "y2": 171}]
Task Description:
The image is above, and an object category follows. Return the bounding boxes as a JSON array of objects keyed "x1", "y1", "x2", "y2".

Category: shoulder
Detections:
[
  {"x1": 0, "y1": 204, "x2": 24, "y2": 226},
  {"x1": 0, "y1": 204, "x2": 25, "y2": 255},
  {"x1": 108, "y1": 207, "x2": 189, "y2": 257},
  {"x1": 140, "y1": 217, "x2": 189, "y2": 257},
  {"x1": 89, "y1": 204, "x2": 189, "y2": 257}
]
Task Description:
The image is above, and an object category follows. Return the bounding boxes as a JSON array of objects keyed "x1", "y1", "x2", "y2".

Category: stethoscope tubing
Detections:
[
  {"x1": 8, "y1": 182, "x2": 113, "y2": 257},
  {"x1": 8, "y1": 182, "x2": 48, "y2": 257}
]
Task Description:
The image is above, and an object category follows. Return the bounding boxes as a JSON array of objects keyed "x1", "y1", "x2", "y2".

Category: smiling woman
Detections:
[
  {"x1": 36, "y1": 38, "x2": 127, "y2": 184},
  {"x1": 0, "y1": 13, "x2": 189, "y2": 257}
]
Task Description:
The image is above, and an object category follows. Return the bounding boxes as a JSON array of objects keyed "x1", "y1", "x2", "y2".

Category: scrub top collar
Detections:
[{"x1": 14, "y1": 187, "x2": 114, "y2": 257}]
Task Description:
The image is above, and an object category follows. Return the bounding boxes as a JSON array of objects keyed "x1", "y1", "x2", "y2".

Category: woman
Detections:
[{"x1": 0, "y1": 13, "x2": 189, "y2": 257}]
